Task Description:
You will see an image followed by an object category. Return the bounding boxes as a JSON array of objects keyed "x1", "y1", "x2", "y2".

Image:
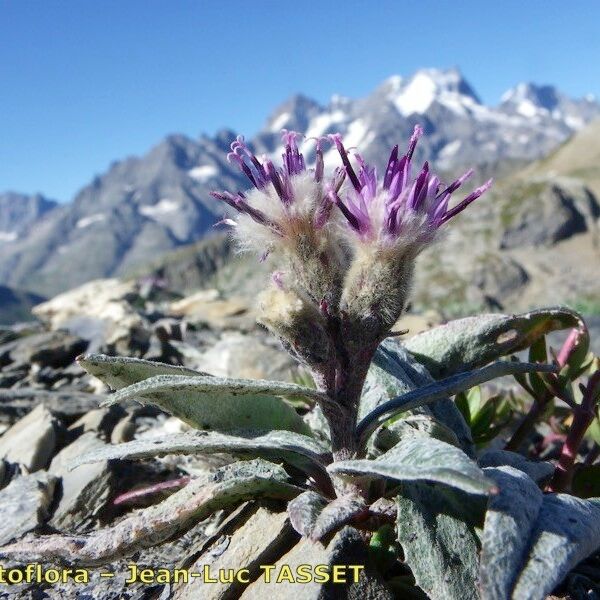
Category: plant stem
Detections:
[
  {"x1": 505, "y1": 327, "x2": 583, "y2": 452},
  {"x1": 548, "y1": 370, "x2": 600, "y2": 492}
]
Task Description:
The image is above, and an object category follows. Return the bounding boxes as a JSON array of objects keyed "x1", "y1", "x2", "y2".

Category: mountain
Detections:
[
  {"x1": 0, "y1": 285, "x2": 45, "y2": 325},
  {"x1": 1, "y1": 68, "x2": 598, "y2": 298},
  {"x1": 0, "y1": 192, "x2": 57, "y2": 242}
]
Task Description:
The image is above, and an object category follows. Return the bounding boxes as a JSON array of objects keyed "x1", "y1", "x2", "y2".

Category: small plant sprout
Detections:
[{"x1": 2, "y1": 128, "x2": 599, "y2": 600}]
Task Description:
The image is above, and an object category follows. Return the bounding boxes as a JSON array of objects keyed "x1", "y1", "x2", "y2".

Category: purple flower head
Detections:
[
  {"x1": 330, "y1": 125, "x2": 492, "y2": 246},
  {"x1": 211, "y1": 131, "x2": 338, "y2": 235}
]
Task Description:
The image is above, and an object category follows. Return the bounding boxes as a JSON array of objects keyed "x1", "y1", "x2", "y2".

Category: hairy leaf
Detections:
[
  {"x1": 478, "y1": 465, "x2": 600, "y2": 600},
  {"x1": 357, "y1": 360, "x2": 555, "y2": 445},
  {"x1": 287, "y1": 490, "x2": 366, "y2": 541},
  {"x1": 404, "y1": 307, "x2": 581, "y2": 378},
  {"x1": 101, "y1": 374, "x2": 320, "y2": 435},
  {"x1": 0, "y1": 460, "x2": 301, "y2": 565},
  {"x1": 478, "y1": 450, "x2": 554, "y2": 485},
  {"x1": 396, "y1": 482, "x2": 480, "y2": 600},
  {"x1": 368, "y1": 340, "x2": 475, "y2": 456},
  {"x1": 512, "y1": 494, "x2": 600, "y2": 599},
  {"x1": 78, "y1": 353, "x2": 208, "y2": 389},
  {"x1": 479, "y1": 466, "x2": 544, "y2": 600},
  {"x1": 329, "y1": 437, "x2": 494, "y2": 496},
  {"x1": 70, "y1": 429, "x2": 333, "y2": 494}
]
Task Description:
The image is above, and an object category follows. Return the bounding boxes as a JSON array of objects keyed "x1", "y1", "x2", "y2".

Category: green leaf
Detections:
[
  {"x1": 70, "y1": 429, "x2": 332, "y2": 493},
  {"x1": 478, "y1": 465, "x2": 600, "y2": 600},
  {"x1": 101, "y1": 374, "x2": 321, "y2": 435},
  {"x1": 0, "y1": 459, "x2": 301, "y2": 565},
  {"x1": 396, "y1": 482, "x2": 480, "y2": 600},
  {"x1": 357, "y1": 360, "x2": 556, "y2": 446},
  {"x1": 77, "y1": 353, "x2": 208, "y2": 389},
  {"x1": 329, "y1": 437, "x2": 494, "y2": 496},
  {"x1": 404, "y1": 307, "x2": 582, "y2": 378}
]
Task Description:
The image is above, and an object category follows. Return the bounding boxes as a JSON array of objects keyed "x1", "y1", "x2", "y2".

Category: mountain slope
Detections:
[{"x1": 1, "y1": 68, "x2": 598, "y2": 297}]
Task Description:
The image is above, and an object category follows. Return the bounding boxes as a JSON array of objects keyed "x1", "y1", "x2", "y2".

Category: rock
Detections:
[
  {"x1": 111, "y1": 415, "x2": 137, "y2": 444},
  {"x1": 500, "y1": 179, "x2": 600, "y2": 249},
  {"x1": 240, "y1": 526, "x2": 394, "y2": 600},
  {"x1": 468, "y1": 254, "x2": 529, "y2": 305},
  {"x1": 68, "y1": 406, "x2": 126, "y2": 440},
  {"x1": 0, "y1": 404, "x2": 60, "y2": 471},
  {"x1": 196, "y1": 332, "x2": 296, "y2": 381},
  {"x1": 0, "y1": 329, "x2": 88, "y2": 369},
  {"x1": 169, "y1": 290, "x2": 254, "y2": 330},
  {"x1": 48, "y1": 432, "x2": 114, "y2": 532},
  {"x1": 395, "y1": 311, "x2": 443, "y2": 339},
  {"x1": 174, "y1": 506, "x2": 296, "y2": 600},
  {"x1": 0, "y1": 388, "x2": 104, "y2": 425},
  {"x1": 32, "y1": 278, "x2": 151, "y2": 355},
  {"x1": 0, "y1": 471, "x2": 56, "y2": 545}
]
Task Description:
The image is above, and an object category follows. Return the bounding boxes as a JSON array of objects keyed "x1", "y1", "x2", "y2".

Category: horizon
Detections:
[{"x1": 2, "y1": 0, "x2": 599, "y2": 202}]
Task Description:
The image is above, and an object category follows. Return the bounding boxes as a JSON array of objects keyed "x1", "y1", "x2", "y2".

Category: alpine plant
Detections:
[
  {"x1": 3, "y1": 125, "x2": 596, "y2": 600},
  {"x1": 213, "y1": 126, "x2": 492, "y2": 460}
]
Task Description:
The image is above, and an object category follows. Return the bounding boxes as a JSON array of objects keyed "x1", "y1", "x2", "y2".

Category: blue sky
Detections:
[{"x1": 1, "y1": 0, "x2": 599, "y2": 202}]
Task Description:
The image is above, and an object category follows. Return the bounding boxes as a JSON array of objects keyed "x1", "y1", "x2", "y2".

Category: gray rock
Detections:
[
  {"x1": 0, "y1": 404, "x2": 59, "y2": 471},
  {"x1": 0, "y1": 329, "x2": 88, "y2": 369},
  {"x1": 500, "y1": 180, "x2": 600, "y2": 249},
  {"x1": 0, "y1": 388, "x2": 103, "y2": 425},
  {"x1": 240, "y1": 526, "x2": 393, "y2": 600},
  {"x1": 68, "y1": 406, "x2": 126, "y2": 440},
  {"x1": 174, "y1": 506, "x2": 296, "y2": 600},
  {"x1": 0, "y1": 471, "x2": 56, "y2": 545},
  {"x1": 48, "y1": 432, "x2": 114, "y2": 532}
]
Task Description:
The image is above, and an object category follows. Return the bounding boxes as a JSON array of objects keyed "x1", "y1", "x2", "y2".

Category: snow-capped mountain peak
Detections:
[{"x1": 385, "y1": 67, "x2": 482, "y2": 117}]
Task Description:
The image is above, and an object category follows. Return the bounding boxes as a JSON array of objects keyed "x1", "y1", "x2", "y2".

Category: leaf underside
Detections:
[{"x1": 100, "y1": 374, "x2": 318, "y2": 435}]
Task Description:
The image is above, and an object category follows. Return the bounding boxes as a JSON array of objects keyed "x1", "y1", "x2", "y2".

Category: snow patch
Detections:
[
  {"x1": 76, "y1": 214, "x2": 106, "y2": 229},
  {"x1": 343, "y1": 119, "x2": 368, "y2": 148},
  {"x1": 439, "y1": 140, "x2": 462, "y2": 158},
  {"x1": 0, "y1": 231, "x2": 17, "y2": 242},
  {"x1": 139, "y1": 199, "x2": 179, "y2": 218},
  {"x1": 188, "y1": 164, "x2": 218, "y2": 181},
  {"x1": 516, "y1": 100, "x2": 541, "y2": 118},
  {"x1": 305, "y1": 111, "x2": 346, "y2": 140},
  {"x1": 394, "y1": 72, "x2": 437, "y2": 115},
  {"x1": 270, "y1": 112, "x2": 291, "y2": 132}
]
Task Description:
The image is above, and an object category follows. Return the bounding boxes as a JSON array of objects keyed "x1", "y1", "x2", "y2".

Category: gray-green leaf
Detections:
[
  {"x1": 287, "y1": 490, "x2": 366, "y2": 541},
  {"x1": 357, "y1": 361, "x2": 555, "y2": 445},
  {"x1": 396, "y1": 482, "x2": 480, "y2": 600},
  {"x1": 404, "y1": 307, "x2": 581, "y2": 378},
  {"x1": 70, "y1": 429, "x2": 332, "y2": 494},
  {"x1": 329, "y1": 436, "x2": 494, "y2": 496},
  {"x1": 479, "y1": 465, "x2": 600, "y2": 600},
  {"x1": 78, "y1": 353, "x2": 208, "y2": 389},
  {"x1": 0, "y1": 459, "x2": 301, "y2": 565},
  {"x1": 479, "y1": 466, "x2": 544, "y2": 600},
  {"x1": 101, "y1": 374, "x2": 321, "y2": 435}
]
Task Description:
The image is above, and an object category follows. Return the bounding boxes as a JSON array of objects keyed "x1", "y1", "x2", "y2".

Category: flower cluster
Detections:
[{"x1": 212, "y1": 126, "x2": 492, "y2": 346}]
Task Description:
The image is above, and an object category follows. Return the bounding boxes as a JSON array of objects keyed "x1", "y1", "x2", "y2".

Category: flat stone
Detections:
[
  {"x1": 0, "y1": 404, "x2": 59, "y2": 471},
  {"x1": 196, "y1": 332, "x2": 296, "y2": 381},
  {"x1": 174, "y1": 506, "x2": 296, "y2": 600},
  {"x1": 32, "y1": 278, "x2": 151, "y2": 355},
  {"x1": 241, "y1": 526, "x2": 394, "y2": 600},
  {"x1": 0, "y1": 388, "x2": 103, "y2": 425},
  {"x1": 0, "y1": 329, "x2": 88, "y2": 369},
  {"x1": 0, "y1": 471, "x2": 56, "y2": 545},
  {"x1": 48, "y1": 431, "x2": 113, "y2": 531},
  {"x1": 68, "y1": 405, "x2": 126, "y2": 440}
]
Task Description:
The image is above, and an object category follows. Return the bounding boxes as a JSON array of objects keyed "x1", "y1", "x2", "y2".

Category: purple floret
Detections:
[{"x1": 331, "y1": 125, "x2": 492, "y2": 241}]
